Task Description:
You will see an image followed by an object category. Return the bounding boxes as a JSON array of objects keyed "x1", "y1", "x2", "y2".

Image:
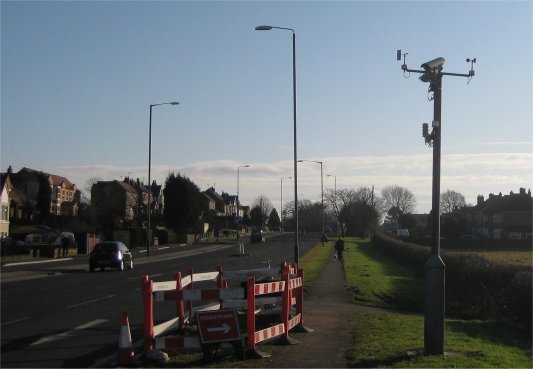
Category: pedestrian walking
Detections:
[{"x1": 335, "y1": 238, "x2": 345, "y2": 261}]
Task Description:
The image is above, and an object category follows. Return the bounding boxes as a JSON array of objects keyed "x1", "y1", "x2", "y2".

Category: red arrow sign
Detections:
[{"x1": 196, "y1": 309, "x2": 241, "y2": 344}]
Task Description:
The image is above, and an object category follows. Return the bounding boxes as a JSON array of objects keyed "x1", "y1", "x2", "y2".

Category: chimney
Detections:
[
  {"x1": 477, "y1": 195, "x2": 484, "y2": 205},
  {"x1": 519, "y1": 187, "x2": 526, "y2": 195}
]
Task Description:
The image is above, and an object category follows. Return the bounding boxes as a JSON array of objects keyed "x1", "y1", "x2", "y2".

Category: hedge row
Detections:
[{"x1": 372, "y1": 233, "x2": 532, "y2": 332}]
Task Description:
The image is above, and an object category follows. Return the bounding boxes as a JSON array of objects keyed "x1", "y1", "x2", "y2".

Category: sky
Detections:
[{"x1": 1, "y1": 0, "x2": 532, "y2": 214}]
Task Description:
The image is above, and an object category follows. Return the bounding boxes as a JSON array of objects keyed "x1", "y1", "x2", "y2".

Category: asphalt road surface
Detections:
[{"x1": 1, "y1": 232, "x2": 319, "y2": 368}]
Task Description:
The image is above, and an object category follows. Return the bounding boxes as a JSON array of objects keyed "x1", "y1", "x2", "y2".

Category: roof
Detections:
[
  {"x1": 476, "y1": 189, "x2": 532, "y2": 213},
  {"x1": 50, "y1": 174, "x2": 75, "y2": 189}
]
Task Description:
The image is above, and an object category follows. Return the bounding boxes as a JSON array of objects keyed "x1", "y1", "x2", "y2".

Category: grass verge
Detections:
[
  {"x1": 344, "y1": 237, "x2": 532, "y2": 368},
  {"x1": 343, "y1": 238, "x2": 423, "y2": 311},
  {"x1": 299, "y1": 240, "x2": 334, "y2": 289},
  {"x1": 348, "y1": 312, "x2": 532, "y2": 368}
]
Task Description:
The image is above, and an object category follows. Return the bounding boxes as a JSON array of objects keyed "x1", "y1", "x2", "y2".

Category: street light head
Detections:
[
  {"x1": 169, "y1": 102, "x2": 180, "y2": 105},
  {"x1": 255, "y1": 25, "x2": 272, "y2": 31}
]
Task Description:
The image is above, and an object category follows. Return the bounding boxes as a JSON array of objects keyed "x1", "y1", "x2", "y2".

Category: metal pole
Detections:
[
  {"x1": 320, "y1": 162, "x2": 324, "y2": 246},
  {"x1": 424, "y1": 73, "x2": 446, "y2": 355},
  {"x1": 292, "y1": 31, "x2": 299, "y2": 265},
  {"x1": 147, "y1": 105, "x2": 153, "y2": 257},
  {"x1": 281, "y1": 177, "x2": 283, "y2": 233},
  {"x1": 237, "y1": 167, "x2": 240, "y2": 216}
]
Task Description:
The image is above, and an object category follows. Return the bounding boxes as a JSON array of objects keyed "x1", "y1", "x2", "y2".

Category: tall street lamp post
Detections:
[
  {"x1": 147, "y1": 101, "x2": 179, "y2": 257},
  {"x1": 298, "y1": 160, "x2": 324, "y2": 245},
  {"x1": 237, "y1": 165, "x2": 250, "y2": 217},
  {"x1": 255, "y1": 24, "x2": 299, "y2": 264},
  {"x1": 280, "y1": 176, "x2": 292, "y2": 233}
]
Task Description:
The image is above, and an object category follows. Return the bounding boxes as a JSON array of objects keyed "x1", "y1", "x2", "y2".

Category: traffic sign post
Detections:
[{"x1": 196, "y1": 309, "x2": 243, "y2": 362}]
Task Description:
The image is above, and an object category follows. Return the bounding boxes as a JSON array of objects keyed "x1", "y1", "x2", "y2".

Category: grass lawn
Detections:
[
  {"x1": 343, "y1": 238, "x2": 423, "y2": 311},
  {"x1": 344, "y1": 237, "x2": 532, "y2": 368},
  {"x1": 348, "y1": 313, "x2": 532, "y2": 368}
]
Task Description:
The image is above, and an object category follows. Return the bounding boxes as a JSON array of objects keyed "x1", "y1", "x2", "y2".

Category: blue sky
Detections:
[{"x1": 1, "y1": 0, "x2": 532, "y2": 213}]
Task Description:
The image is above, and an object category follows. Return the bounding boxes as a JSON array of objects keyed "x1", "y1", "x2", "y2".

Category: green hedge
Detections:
[{"x1": 372, "y1": 233, "x2": 532, "y2": 332}]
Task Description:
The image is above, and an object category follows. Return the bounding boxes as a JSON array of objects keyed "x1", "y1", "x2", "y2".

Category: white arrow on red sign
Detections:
[{"x1": 207, "y1": 323, "x2": 231, "y2": 334}]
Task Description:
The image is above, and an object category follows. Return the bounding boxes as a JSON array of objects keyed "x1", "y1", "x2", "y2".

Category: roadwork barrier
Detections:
[{"x1": 140, "y1": 262, "x2": 310, "y2": 361}]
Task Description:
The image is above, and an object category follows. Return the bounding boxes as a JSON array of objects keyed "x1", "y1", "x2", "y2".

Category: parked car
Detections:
[
  {"x1": 458, "y1": 234, "x2": 480, "y2": 240},
  {"x1": 89, "y1": 241, "x2": 133, "y2": 272},
  {"x1": 395, "y1": 229, "x2": 410, "y2": 238},
  {"x1": 1, "y1": 237, "x2": 27, "y2": 255},
  {"x1": 250, "y1": 229, "x2": 265, "y2": 243}
]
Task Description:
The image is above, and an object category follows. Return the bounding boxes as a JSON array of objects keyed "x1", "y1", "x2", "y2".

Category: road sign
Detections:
[{"x1": 196, "y1": 309, "x2": 241, "y2": 344}]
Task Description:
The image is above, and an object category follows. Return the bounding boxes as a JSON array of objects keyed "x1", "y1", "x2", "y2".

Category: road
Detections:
[{"x1": 1, "y1": 232, "x2": 319, "y2": 368}]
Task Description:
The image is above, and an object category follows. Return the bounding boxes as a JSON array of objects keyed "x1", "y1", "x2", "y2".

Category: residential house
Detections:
[
  {"x1": 50, "y1": 173, "x2": 80, "y2": 216},
  {"x1": 467, "y1": 188, "x2": 532, "y2": 240},
  {"x1": 204, "y1": 187, "x2": 228, "y2": 216},
  {"x1": 0, "y1": 174, "x2": 11, "y2": 237},
  {"x1": 6, "y1": 167, "x2": 80, "y2": 217},
  {"x1": 150, "y1": 180, "x2": 164, "y2": 216},
  {"x1": 91, "y1": 180, "x2": 138, "y2": 221},
  {"x1": 203, "y1": 192, "x2": 217, "y2": 214}
]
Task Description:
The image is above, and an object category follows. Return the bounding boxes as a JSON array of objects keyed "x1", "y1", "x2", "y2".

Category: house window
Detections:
[
  {"x1": 492, "y1": 213, "x2": 503, "y2": 224},
  {"x1": 509, "y1": 232, "x2": 522, "y2": 240},
  {"x1": 492, "y1": 229, "x2": 501, "y2": 240},
  {"x1": 1, "y1": 205, "x2": 8, "y2": 221}
]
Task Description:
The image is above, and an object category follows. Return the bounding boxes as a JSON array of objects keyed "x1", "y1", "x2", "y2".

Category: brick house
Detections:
[
  {"x1": 6, "y1": 167, "x2": 80, "y2": 218},
  {"x1": 91, "y1": 180, "x2": 138, "y2": 221},
  {"x1": 467, "y1": 188, "x2": 532, "y2": 240}
]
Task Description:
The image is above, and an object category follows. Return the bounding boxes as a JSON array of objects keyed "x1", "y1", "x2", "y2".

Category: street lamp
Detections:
[
  {"x1": 147, "y1": 101, "x2": 179, "y2": 257},
  {"x1": 237, "y1": 165, "x2": 250, "y2": 217},
  {"x1": 280, "y1": 176, "x2": 292, "y2": 233},
  {"x1": 255, "y1": 24, "x2": 299, "y2": 264},
  {"x1": 298, "y1": 160, "x2": 324, "y2": 245}
]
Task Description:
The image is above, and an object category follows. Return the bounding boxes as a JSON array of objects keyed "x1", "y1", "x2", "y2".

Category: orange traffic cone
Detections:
[{"x1": 117, "y1": 311, "x2": 135, "y2": 366}]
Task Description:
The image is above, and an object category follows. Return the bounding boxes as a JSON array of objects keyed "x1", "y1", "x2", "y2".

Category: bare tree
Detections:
[
  {"x1": 251, "y1": 195, "x2": 273, "y2": 226},
  {"x1": 83, "y1": 177, "x2": 102, "y2": 204},
  {"x1": 440, "y1": 189, "x2": 466, "y2": 214},
  {"x1": 325, "y1": 186, "x2": 385, "y2": 237},
  {"x1": 381, "y1": 185, "x2": 416, "y2": 214}
]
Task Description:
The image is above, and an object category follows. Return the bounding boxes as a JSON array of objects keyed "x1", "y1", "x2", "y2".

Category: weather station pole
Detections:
[{"x1": 398, "y1": 51, "x2": 476, "y2": 355}]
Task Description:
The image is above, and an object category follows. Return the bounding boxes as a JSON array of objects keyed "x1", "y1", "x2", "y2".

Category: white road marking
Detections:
[
  {"x1": 2, "y1": 316, "x2": 30, "y2": 326},
  {"x1": 3, "y1": 258, "x2": 73, "y2": 267},
  {"x1": 30, "y1": 319, "x2": 108, "y2": 346},
  {"x1": 158, "y1": 246, "x2": 170, "y2": 250},
  {"x1": 66, "y1": 295, "x2": 115, "y2": 309}
]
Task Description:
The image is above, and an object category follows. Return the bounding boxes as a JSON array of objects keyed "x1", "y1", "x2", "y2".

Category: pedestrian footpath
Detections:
[{"x1": 264, "y1": 255, "x2": 385, "y2": 368}]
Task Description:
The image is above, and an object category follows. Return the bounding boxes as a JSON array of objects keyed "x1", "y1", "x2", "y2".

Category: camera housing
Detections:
[{"x1": 420, "y1": 57, "x2": 445, "y2": 72}]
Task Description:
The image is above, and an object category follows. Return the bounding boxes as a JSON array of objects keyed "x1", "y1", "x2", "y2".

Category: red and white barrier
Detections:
[
  {"x1": 140, "y1": 262, "x2": 309, "y2": 358},
  {"x1": 245, "y1": 262, "x2": 307, "y2": 356}
]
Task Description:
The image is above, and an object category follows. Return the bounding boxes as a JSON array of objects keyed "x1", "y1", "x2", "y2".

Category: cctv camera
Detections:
[{"x1": 420, "y1": 57, "x2": 445, "y2": 72}]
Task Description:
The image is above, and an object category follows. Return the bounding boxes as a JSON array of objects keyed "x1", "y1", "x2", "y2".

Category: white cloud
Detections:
[{"x1": 42, "y1": 152, "x2": 533, "y2": 214}]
